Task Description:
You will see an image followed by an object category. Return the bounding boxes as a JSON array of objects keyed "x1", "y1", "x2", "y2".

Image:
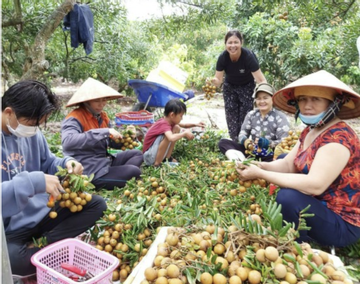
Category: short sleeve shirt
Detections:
[
  {"x1": 216, "y1": 48, "x2": 260, "y2": 85},
  {"x1": 294, "y1": 122, "x2": 360, "y2": 227},
  {"x1": 238, "y1": 108, "x2": 290, "y2": 147},
  {"x1": 142, "y1": 118, "x2": 174, "y2": 153}
]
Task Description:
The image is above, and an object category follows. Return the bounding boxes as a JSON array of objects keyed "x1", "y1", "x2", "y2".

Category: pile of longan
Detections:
[{"x1": 280, "y1": 130, "x2": 301, "y2": 150}]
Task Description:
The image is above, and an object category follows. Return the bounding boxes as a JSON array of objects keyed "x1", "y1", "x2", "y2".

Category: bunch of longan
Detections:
[
  {"x1": 119, "y1": 133, "x2": 140, "y2": 151},
  {"x1": 202, "y1": 83, "x2": 216, "y2": 100},
  {"x1": 47, "y1": 178, "x2": 93, "y2": 219}
]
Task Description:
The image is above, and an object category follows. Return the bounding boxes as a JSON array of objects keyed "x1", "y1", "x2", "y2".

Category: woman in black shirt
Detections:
[{"x1": 211, "y1": 30, "x2": 267, "y2": 142}]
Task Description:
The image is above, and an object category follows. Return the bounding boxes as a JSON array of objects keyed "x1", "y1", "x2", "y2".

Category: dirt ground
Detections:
[{"x1": 52, "y1": 80, "x2": 360, "y2": 137}]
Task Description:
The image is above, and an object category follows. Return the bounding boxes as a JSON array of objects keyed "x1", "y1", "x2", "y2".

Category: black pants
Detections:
[
  {"x1": 6, "y1": 195, "x2": 107, "y2": 276},
  {"x1": 218, "y1": 138, "x2": 274, "y2": 162},
  {"x1": 92, "y1": 149, "x2": 143, "y2": 190},
  {"x1": 223, "y1": 81, "x2": 255, "y2": 142}
]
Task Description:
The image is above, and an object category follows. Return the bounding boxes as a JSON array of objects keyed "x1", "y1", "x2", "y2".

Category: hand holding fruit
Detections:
[
  {"x1": 109, "y1": 128, "x2": 122, "y2": 142},
  {"x1": 210, "y1": 77, "x2": 221, "y2": 87},
  {"x1": 239, "y1": 137, "x2": 254, "y2": 150},
  {"x1": 65, "y1": 160, "x2": 83, "y2": 175},
  {"x1": 184, "y1": 130, "x2": 195, "y2": 140},
  {"x1": 236, "y1": 163, "x2": 261, "y2": 181},
  {"x1": 44, "y1": 174, "x2": 63, "y2": 201}
]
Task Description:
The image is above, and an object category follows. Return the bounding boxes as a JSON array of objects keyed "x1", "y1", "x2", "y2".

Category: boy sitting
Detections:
[{"x1": 143, "y1": 99, "x2": 205, "y2": 166}]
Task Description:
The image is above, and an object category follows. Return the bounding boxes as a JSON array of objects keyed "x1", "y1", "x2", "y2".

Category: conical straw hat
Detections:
[
  {"x1": 66, "y1": 78, "x2": 123, "y2": 107},
  {"x1": 273, "y1": 70, "x2": 360, "y2": 119}
]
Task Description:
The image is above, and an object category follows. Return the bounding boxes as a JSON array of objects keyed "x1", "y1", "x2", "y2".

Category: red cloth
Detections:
[
  {"x1": 294, "y1": 122, "x2": 360, "y2": 227},
  {"x1": 268, "y1": 183, "x2": 278, "y2": 195},
  {"x1": 66, "y1": 106, "x2": 110, "y2": 131},
  {"x1": 143, "y1": 118, "x2": 174, "y2": 152}
]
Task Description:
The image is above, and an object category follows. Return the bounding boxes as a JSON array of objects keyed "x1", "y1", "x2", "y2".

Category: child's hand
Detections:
[
  {"x1": 184, "y1": 130, "x2": 195, "y2": 140},
  {"x1": 197, "y1": 122, "x2": 206, "y2": 129}
]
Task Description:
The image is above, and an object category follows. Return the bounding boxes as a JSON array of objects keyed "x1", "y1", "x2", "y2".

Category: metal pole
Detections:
[{"x1": 143, "y1": 93, "x2": 153, "y2": 110}]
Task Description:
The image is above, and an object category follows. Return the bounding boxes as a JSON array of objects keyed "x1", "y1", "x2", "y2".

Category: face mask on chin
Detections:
[
  {"x1": 298, "y1": 111, "x2": 326, "y2": 126},
  {"x1": 6, "y1": 119, "x2": 39, "y2": 138}
]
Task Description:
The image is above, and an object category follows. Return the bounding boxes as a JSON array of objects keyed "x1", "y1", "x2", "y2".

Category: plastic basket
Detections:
[
  {"x1": 115, "y1": 110, "x2": 154, "y2": 127},
  {"x1": 31, "y1": 238, "x2": 119, "y2": 284}
]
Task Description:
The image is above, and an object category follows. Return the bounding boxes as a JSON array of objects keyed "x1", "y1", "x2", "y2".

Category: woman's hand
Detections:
[
  {"x1": 65, "y1": 160, "x2": 84, "y2": 175},
  {"x1": 109, "y1": 128, "x2": 122, "y2": 140},
  {"x1": 236, "y1": 163, "x2": 262, "y2": 181}
]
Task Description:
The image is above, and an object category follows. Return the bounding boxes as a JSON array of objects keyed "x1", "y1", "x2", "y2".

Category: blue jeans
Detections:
[{"x1": 276, "y1": 188, "x2": 360, "y2": 247}]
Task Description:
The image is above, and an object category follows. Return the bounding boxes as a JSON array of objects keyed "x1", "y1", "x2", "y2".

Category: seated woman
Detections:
[
  {"x1": 218, "y1": 82, "x2": 290, "y2": 162},
  {"x1": 236, "y1": 70, "x2": 360, "y2": 247},
  {"x1": 61, "y1": 78, "x2": 143, "y2": 190}
]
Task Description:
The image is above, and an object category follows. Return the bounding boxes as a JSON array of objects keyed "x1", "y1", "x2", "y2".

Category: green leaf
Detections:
[{"x1": 294, "y1": 241, "x2": 303, "y2": 258}]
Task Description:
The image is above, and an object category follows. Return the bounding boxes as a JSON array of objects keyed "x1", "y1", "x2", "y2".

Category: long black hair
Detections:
[{"x1": 2, "y1": 80, "x2": 60, "y2": 125}]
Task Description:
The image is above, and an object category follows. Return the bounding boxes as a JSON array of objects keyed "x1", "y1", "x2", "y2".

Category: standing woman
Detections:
[
  {"x1": 211, "y1": 30, "x2": 267, "y2": 141},
  {"x1": 62, "y1": 78, "x2": 143, "y2": 190}
]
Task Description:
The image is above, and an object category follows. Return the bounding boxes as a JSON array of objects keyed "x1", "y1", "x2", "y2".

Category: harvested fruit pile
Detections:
[
  {"x1": 279, "y1": 130, "x2": 301, "y2": 151},
  {"x1": 141, "y1": 226, "x2": 352, "y2": 284}
]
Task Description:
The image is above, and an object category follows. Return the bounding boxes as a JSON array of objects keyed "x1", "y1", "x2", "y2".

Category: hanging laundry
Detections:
[{"x1": 63, "y1": 3, "x2": 94, "y2": 55}]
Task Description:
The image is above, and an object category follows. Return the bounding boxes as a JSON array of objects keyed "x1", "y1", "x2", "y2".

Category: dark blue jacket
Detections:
[{"x1": 63, "y1": 4, "x2": 94, "y2": 55}]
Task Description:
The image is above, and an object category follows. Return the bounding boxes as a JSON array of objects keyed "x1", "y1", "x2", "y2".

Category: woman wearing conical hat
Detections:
[
  {"x1": 236, "y1": 70, "x2": 360, "y2": 247},
  {"x1": 61, "y1": 78, "x2": 143, "y2": 190}
]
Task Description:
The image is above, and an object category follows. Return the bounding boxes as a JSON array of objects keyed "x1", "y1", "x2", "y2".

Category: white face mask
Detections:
[{"x1": 7, "y1": 119, "x2": 39, "y2": 138}]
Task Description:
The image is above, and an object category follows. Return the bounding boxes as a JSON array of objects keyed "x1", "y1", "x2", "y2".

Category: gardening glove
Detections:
[
  {"x1": 258, "y1": 137, "x2": 270, "y2": 149},
  {"x1": 225, "y1": 149, "x2": 246, "y2": 162}
]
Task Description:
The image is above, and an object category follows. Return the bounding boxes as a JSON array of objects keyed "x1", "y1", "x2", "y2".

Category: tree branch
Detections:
[
  {"x1": 21, "y1": 0, "x2": 75, "y2": 80},
  {"x1": 2, "y1": 18, "x2": 23, "y2": 28}
]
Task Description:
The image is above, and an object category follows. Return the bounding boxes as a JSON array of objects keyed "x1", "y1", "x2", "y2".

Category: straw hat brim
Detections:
[
  {"x1": 273, "y1": 70, "x2": 360, "y2": 119},
  {"x1": 66, "y1": 78, "x2": 123, "y2": 107}
]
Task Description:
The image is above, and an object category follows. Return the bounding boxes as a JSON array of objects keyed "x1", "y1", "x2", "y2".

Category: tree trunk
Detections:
[{"x1": 20, "y1": 0, "x2": 75, "y2": 80}]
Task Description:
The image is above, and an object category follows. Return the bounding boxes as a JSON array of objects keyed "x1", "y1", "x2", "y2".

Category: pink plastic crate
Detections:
[{"x1": 31, "y1": 238, "x2": 119, "y2": 284}]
